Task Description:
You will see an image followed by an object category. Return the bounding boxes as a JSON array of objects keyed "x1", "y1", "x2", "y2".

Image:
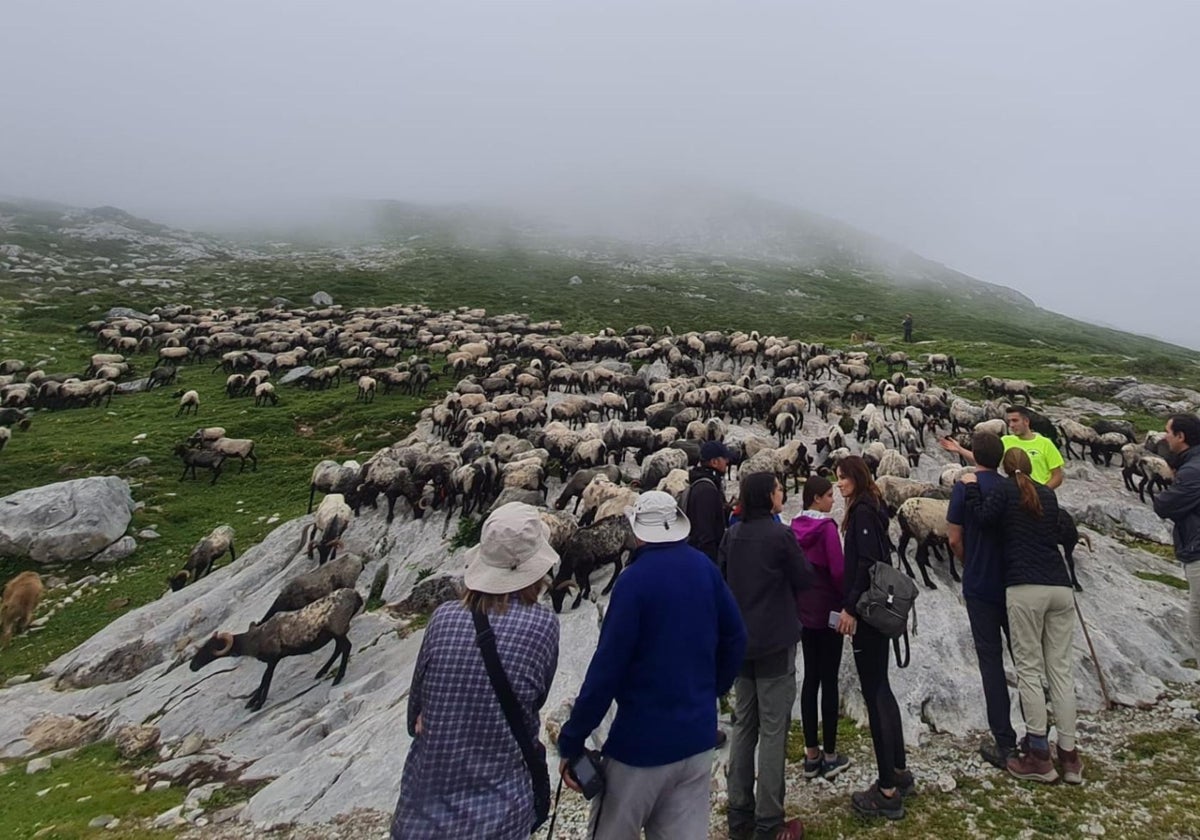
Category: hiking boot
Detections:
[
  {"x1": 895, "y1": 769, "x2": 917, "y2": 798},
  {"x1": 1058, "y1": 747, "x2": 1084, "y2": 785},
  {"x1": 803, "y1": 755, "x2": 824, "y2": 780},
  {"x1": 851, "y1": 783, "x2": 905, "y2": 820},
  {"x1": 1007, "y1": 747, "x2": 1058, "y2": 784},
  {"x1": 979, "y1": 739, "x2": 1015, "y2": 770},
  {"x1": 821, "y1": 753, "x2": 852, "y2": 780}
]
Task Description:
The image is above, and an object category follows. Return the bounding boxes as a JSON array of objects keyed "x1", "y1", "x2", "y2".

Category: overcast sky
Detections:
[{"x1": 3, "y1": 1, "x2": 1198, "y2": 347}]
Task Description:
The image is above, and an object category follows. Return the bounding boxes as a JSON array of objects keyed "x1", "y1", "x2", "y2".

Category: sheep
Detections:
[
  {"x1": 814, "y1": 423, "x2": 847, "y2": 455},
  {"x1": 307, "y1": 459, "x2": 361, "y2": 512},
  {"x1": 356, "y1": 375, "x2": 378, "y2": 402},
  {"x1": 554, "y1": 465, "x2": 622, "y2": 513},
  {"x1": 591, "y1": 485, "x2": 642, "y2": 526},
  {"x1": 0, "y1": 407, "x2": 31, "y2": 430},
  {"x1": 875, "y1": 448, "x2": 911, "y2": 479},
  {"x1": 539, "y1": 510, "x2": 580, "y2": 556},
  {"x1": 568, "y1": 438, "x2": 608, "y2": 472},
  {"x1": 203, "y1": 437, "x2": 258, "y2": 472},
  {"x1": 500, "y1": 458, "x2": 548, "y2": 502},
  {"x1": 638, "y1": 447, "x2": 689, "y2": 492},
  {"x1": 896, "y1": 497, "x2": 954, "y2": 590},
  {"x1": 974, "y1": 418, "x2": 1007, "y2": 437},
  {"x1": 940, "y1": 464, "x2": 975, "y2": 487},
  {"x1": 549, "y1": 515, "x2": 637, "y2": 612},
  {"x1": 980, "y1": 376, "x2": 1034, "y2": 405},
  {"x1": 0, "y1": 426, "x2": 9, "y2": 454},
  {"x1": 1092, "y1": 431, "x2": 1128, "y2": 466},
  {"x1": 774, "y1": 412, "x2": 797, "y2": 446},
  {"x1": 187, "y1": 426, "x2": 226, "y2": 446},
  {"x1": 175, "y1": 389, "x2": 200, "y2": 416},
  {"x1": 350, "y1": 451, "x2": 419, "y2": 522},
  {"x1": 189, "y1": 587, "x2": 363, "y2": 711},
  {"x1": 1, "y1": 571, "x2": 44, "y2": 648},
  {"x1": 1134, "y1": 455, "x2": 1172, "y2": 503},
  {"x1": 875, "y1": 475, "x2": 945, "y2": 517},
  {"x1": 656, "y1": 468, "x2": 691, "y2": 502},
  {"x1": 146, "y1": 365, "x2": 178, "y2": 390},
  {"x1": 169, "y1": 525, "x2": 237, "y2": 591},
  {"x1": 174, "y1": 443, "x2": 225, "y2": 484},
  {"x1": 299, "y1": 493, "x2": 354, "y2": 565},
  {"x1": 896, "y1": 417, "x2": 922, "y2": 466},
  {"x1": 577, "y1": 475, "x2": 633, "y2": 526},
  {"x1": 949, "y1": 399, "x2": 987, "y2": 434},
  {"x1": 258, "y1": 553, "x2": 366, "y2": 625},
  {"x1": 1057, "y1": 419, "x2": 1099, "y2": 462},
  {"x1": 254, "y1": 382, "x2": 278, "y2": 406}
]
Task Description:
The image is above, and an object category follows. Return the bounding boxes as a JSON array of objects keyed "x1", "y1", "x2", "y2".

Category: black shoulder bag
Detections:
[{"x1": 472, "y1": 609, "x2": 553, "y2": 831}]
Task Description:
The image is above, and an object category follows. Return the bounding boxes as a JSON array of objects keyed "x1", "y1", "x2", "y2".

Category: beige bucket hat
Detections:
[
  {"x1": 463, "y1": 502, "x2": 559, "y2": 594},
  {"x1": 626, "y1": 490, "x2": 691, "y2": 543}
]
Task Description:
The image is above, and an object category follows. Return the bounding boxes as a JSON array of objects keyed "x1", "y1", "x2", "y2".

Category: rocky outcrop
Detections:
[{"x1": 0, "y1": 476, "x2": 135, "y2": 563}]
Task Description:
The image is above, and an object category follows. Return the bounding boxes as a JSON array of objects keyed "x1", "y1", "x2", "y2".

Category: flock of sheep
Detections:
[{"x1": 0, "y1": 300, "x2": 1177, "y2": 710}]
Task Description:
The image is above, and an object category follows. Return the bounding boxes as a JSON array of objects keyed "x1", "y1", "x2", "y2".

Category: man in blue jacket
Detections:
[
  {"x1": 558, "y1": 491, "x2": 748, "y2": 839},
  {"x1": 1153, "y1": 413, "x2": 1200, "y2": 665}
]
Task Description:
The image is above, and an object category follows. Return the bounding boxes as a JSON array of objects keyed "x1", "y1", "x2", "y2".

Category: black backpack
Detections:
[{"x1": 855, "y1": 548, "x2": 919, "y2": 668}]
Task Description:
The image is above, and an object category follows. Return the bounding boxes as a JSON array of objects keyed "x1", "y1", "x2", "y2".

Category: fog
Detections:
[{"x1": 3, "y1": 1, "x2": 1198, "y2": 347}]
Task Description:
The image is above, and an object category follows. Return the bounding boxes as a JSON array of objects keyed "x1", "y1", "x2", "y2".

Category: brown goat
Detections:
[{"x1": 1, "y1": 571, "x2": 44, "y2": 648}]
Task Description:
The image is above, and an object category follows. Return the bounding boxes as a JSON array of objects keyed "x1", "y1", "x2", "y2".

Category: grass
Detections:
[
  {"x1": 1134, "y1": 570, "x2": 1189, "y2": 590},
  {"x1": 0, "y1": 742, "x2": 184, "y2": 840}
]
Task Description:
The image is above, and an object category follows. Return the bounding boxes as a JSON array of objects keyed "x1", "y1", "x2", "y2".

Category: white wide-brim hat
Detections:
[
  {"x1": 463, "y1": 502, "x2": 559, "y2": 594},
  {"x1": 626, "y1": 490, "x2": 691, "y2": 544}
]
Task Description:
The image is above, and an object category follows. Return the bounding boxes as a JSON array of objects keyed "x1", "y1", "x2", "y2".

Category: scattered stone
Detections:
[
  {"x1": 91, "y1": 536, "x2": 137, "y2": 565},
  {"x1": 24, "y1": 714, "x2": 107, "y2": 752},
  {"x1": 88, "y1": 815, "x2": 116, "y2": 829},
  {"x1": 114, "y1": 724, "x2": 160, "y2": 759},
  {"x1": 5, "y1": 673, "x2": 33, "y2": 686},
  {"x1": 311, "y1": 291, "x2": 334, "y2": 306},
  {"x1": 151, "y1": 780, "x2": 172, "y2": 792},
  {"x1": 26, "y1": 757, "x2": 52, "y2": 774},
  {"x1": 176, "y1": 731, "x2": 205, "y2": 758},
  {"x1": 125, "y1": 456, "x2": 153, "y2": 470},
  {"x1": 107, "y1": 597, "x2": 131, "y2": 610},
  {"x1": 184, "y1": 782, "x2": 224, "y2": 810},
  {"x1": 211, "y1": 804, "x2": 245, "y2": 825},
  {"x1": 152, "y1": 805, "x2": 184, "y2": 828},
  {"x1": 938, "y1": 773, "x2": 957, "y2": 793},
  {"x1": 137, "y1": 529, "x2": 160, "y2": 540}
]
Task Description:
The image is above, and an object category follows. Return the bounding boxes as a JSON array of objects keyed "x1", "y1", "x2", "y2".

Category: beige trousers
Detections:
[{"x1": 1006, "y1": 584, "x2": 1078, "y2": 751}]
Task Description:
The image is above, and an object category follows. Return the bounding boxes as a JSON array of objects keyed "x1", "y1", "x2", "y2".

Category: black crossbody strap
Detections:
[{"x1": 472, "y1": 609, "x2": 552, "y2": 825}]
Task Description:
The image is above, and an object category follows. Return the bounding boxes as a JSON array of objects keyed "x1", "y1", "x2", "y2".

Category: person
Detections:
[
  {"x1": 902, "y1": 314, "x2": 913, "y2": 343},
  {"x1": 1152, "y1": 413, "x2": 1200, "y2": 664},
  {"x1": 835, "y1": 455, "x2": 912, "y2": 819},
  {"x1": 686, "y1": 440, "x2": 734, "y2": 563},
  {"x1": 939, "y1": 405, "x2": 1064, "y2": 489},
  {"x1": 791, "y1": 475, "x2": 853, "y2": 781},
  {"x1": 390, "y1": 502, "x2": 560, "y2": 840},
  {"x1": 945, "y1": 431, "x2": 1019, "y2": 769},
  {"x1": 720, "y1": 473, "x2": 812, "y2": 840},
  {"x1": 961, "y1": 448, "x2": 1081, "y2": 785},
  {"x1": 557, "y1": 491, "x2": 747, "y2": 840}
]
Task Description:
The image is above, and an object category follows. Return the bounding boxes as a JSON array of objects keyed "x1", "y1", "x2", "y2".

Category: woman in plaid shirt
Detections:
[{"x1": 390, "y1": 504, "x2": 560, "y2": 839}]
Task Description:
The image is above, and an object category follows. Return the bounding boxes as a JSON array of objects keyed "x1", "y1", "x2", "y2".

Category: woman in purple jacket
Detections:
[{"x1": 791, "y1": 476, "x2": 852, "y2": 780}]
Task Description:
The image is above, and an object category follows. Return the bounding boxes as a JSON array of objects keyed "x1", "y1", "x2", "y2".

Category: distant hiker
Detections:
[
  {"x1": 391, "y1": 503, "x2": 560, "y2": 840},
  {"x1": 721, "y1": 473, "x2": 812, "y2": 840},
  {"x1": 940, "y1": 405, "x2": 1064, "y2": 489},
  {"x1": 836, "y1": 456, "x2": 912, "y2": 819},
  {"x1": 961, "y1": 448, "x2": 1082, "y2": 785},
  {"x1": 901, "y1": 314, "x2": 914, "y2": 343},
  {"x1": 686, "y1": 440, "x2": 734, "y2": 564},
  {"x1": 946, "y1": 431, "x2": 1020, "y2": 770},
  {"x1": 791, "y1": 475, "x2": 853, "y2": 782},
  {"x1": 558, "y1": 491, "x2": 747, "y2": 840},
  {"x1": 1152, "y1": 413, "x2": 1200, "y2": 666}
]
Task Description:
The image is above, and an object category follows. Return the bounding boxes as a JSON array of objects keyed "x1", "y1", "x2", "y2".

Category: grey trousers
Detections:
[
  {"x1": 1186, "y1": 562, "x2": 1200, "y2": 660},
  {"x1": 1007, "y1": 584, "x2": 1078, "y2": 751},
  {"x1": 590, "y1": 750, "x2": 714, "y2": 840},
  {"x1": 726, "y1": 646, "x2": 797, "y2": 836}
]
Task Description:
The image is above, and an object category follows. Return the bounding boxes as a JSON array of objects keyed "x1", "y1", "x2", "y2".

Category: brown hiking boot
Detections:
[
  {"x1": 1058, "y1": 747, "x2": 1084, "y2": 785},
  {"x1": 1007, "y1": 747, "x2": 1058, "y2": 784}
]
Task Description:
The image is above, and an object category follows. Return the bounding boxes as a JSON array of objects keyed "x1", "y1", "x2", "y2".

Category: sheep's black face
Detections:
[
  {"x1": 168, "y1": 572, "x2": 189, "y2": 592},
  {"x1": 189, "y1": 636, "x2": 228, "y2": 671}
]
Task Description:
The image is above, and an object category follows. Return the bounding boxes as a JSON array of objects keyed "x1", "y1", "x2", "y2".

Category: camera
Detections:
[{"x1": 567, "y1": 749, "x2": 606, "y2": 800}]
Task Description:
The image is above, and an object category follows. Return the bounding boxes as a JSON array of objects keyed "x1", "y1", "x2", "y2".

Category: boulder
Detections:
[
  {"x1": 116, "y1": 378, "x2": 150, "y2": 394},
  {"x1": 24, "y1": 713, "x2": 107, "y2": 751},
  {"x1": 0, "y1": 476, "x2": 135, "y2": 564},
  {"x1": 103, "y1": 306, "x2": 154, "y2": 322},
  {"x1": 278, "y1": 366, "x2": 314, "y2": 386},
  {"x1": 311, "y1": 291, "x2": 334, "y2": 306},
  {"x1": 113, "y1": 723, "x2": 160, "y2": 758}
]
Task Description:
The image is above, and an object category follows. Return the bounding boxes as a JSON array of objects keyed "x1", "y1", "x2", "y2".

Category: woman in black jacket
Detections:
[
  {"x1": 719, "y1": 472, "x2": 811, "y2": 840},
  {"x1": 962, "y1": 447, "x2": 1081, "y2": 785},
  {"x1": 836, "y1": 456, "x2": 911, "y2": 820}
]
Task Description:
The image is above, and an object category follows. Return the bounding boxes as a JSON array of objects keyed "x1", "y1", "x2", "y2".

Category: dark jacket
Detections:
[
  {"x1": 842, "y1": 496, "x2": 890, "y2": 617},
  {"x1": 965, "y1": 479, "x2": 1071, "y2": 589},
  {"x1": 719, "y1": 514, "x2": 812, "y2": 661},
  {"x1": 791, "y1": 512, "x2": 845, "y2": 629},
  {"x1": 557, "y1": 540, "x2": 747, "y2": 767},
  {"x1": 1153, "y1": 446, "x2": 1200, "y2": 564},
  {"x1": 686, "y1": 465, "x2": 727, "y2": 563}
]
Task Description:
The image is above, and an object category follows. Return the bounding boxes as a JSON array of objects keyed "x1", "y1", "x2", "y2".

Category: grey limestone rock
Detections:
[{"x1": 0, "y1": 476, "x2": 135, "y2": 564}]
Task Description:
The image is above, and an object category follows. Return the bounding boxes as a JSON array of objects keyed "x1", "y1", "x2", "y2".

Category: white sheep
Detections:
[
  {"x1": 875, "y1": 448, "x2": 911, "y2": 479},
  {"x1": 254, "y1": 382, "x2": 278, "y2": 406},
  {"x1": 655, "y1": 468, "x2": 691, "y2": 502},
  {"x1": 204, "y1": 437, "x2": 258, "y2": 472},
  {"x1": 176, "y1": 389, "x2": 200, "y2": 417},
  {"x1": 356, "y1": 375, "x2": 377, "y2": 403},
  {"x1": 896, "y1": 497, "x2": 954, "y2": 589}
]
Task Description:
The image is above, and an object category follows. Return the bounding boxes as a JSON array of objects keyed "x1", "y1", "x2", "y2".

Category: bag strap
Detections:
[
  {"x1": 892, "y1": 631, "x2": 910, "y2": 668},
  {"x1": 472, "y1": 610, "x2": 551, "y2": 811}
]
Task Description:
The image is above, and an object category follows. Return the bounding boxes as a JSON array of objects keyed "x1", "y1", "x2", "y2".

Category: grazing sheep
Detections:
[
  {"x1": 187, "y1": 426, "x2": 226, "y2": 446},
  {"x1": 875, "y1": 448, "x2": 911, "y2": 479},
  {"x1": 174, "y1": 443, "x2": 225, "y2": 484},
  {"x1": 300, "y1": 493, "x2": 354, "y2": 565},
  {"x1": 169, "y1": 525, "x2": 236, "y2": 591},
  {"x1": 175, "y1": 389, "x2": 200, "y2": 416},
  {"x1": 577, "y1": 475, "x2": 632, "y2": 526},
  {"x1": 1091, "y1": 431, "x2": 1129, "y2": 466},
  {"x1": 1092, "y1": 419, "x2": 1136, "y2": 442},
  {"x1": 146, "y1": 365, "x2": 178, "y2": 390},
  {"x1": 1, "y1": 571, "x2": 44, "y2": 648},
  {"x1": 308, "y1": 459, "x2": 362, "y2": 513},
  {"x1": 539, "y1": 510, "x2": 580, "y2": 555},
  {"x1": 638, "y1": 447, "x2": 689, "y2": 492},
  {"x1": 254, "y1": 382, "x2": 278, "y2": 406},
  {"x1": 549, "y1": 515, "x2": 637, "y2": 612},
  {"x1": 554, "y1": 465, "x2": 621, "y2": 513},
  {"x1": 1134, "y1": 455, "x2": 1173, "y2": 503},
  {"x1": 258, "y1": 553, "x2": 366, "y2": 624},
  {"x1": 356, "y1": 375, "x2": 377, "y2": 402},
  {"x1": 896, "y1": 497, "x2": 954, "y2": 589},
  {"x1": 980, "y1": 376, "x2": 1034, "y2": 405},
  {"x1": 189, "y1": 588, "x2": 363, "y2": 711}
]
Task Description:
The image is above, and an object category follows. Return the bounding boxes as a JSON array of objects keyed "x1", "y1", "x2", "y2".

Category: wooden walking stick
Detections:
[{"x1": 1072, "y1": 594, "x2": 1113, "y2": 711}]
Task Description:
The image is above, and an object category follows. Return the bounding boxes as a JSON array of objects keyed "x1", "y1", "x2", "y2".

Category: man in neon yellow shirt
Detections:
[{"x1": 939, "y1": 406, "x2": 1064, "y2": 489}]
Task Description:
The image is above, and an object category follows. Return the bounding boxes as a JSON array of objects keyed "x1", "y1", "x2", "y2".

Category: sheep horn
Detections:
[{"x1": 213, "y1": 631, "x2": 234, "y2": 656}]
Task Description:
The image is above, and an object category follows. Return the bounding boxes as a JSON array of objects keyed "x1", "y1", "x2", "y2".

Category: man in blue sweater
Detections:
[{"x1": 558, "y1": 491, "x2": 747, "y2": 839}]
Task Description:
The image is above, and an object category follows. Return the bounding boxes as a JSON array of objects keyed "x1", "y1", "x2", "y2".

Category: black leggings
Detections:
[
  {"x1": 853, "y1": 624, "x2": 906, "y2": 789},
  {"x1": 800, "y1": 626, "x2": 843, "y2": 752}
]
